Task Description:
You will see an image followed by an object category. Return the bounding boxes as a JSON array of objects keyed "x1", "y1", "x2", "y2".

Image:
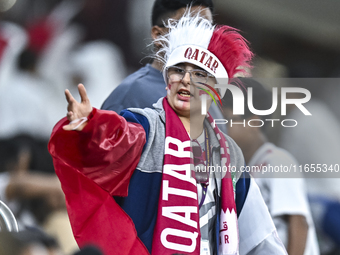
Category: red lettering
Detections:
[
  {"x1": 223, "y1": 221, "x2": 228, "y2": 230},
  {"x1": 205, "y1": 56, "x2": 213, "y2": 69},
  {"x1": 184, "y1": 47, "x2": 192, "y2": 59},
  {"x1": 211, "y1": 60, "x2": 219, "y2": 73},
  {"x1": 200, "y1": 51, "x2": 208, "y2": 63},
  {"x1": 191, "y1": 49, "x2": 199, "y2": 61},
  {"x1": 224, "y1": 235, "x2": 229, "y2": 244}
]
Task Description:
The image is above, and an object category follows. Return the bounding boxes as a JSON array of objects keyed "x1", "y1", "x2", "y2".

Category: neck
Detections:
[
  {"x1": 180, "y1": 113, "x2": 206, "y2": 140},
  {"x1": 151, "y1": 59, "x2": 163, "y2": 71},
  {"x1": 244, "y1": 132, "x2": 267, "y2": 164}
]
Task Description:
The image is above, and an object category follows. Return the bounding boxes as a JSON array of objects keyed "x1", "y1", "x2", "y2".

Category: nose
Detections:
[{"x1": 181, "y1": 71, "x2": 191, "y2": 85}]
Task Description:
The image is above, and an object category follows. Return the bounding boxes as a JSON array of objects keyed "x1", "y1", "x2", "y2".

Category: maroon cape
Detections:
[{"x1": 48, "y1": 108, "x2": 149, "y2": 255}]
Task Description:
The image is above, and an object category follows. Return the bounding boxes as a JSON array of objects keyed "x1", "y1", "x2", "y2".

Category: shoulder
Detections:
[
  {"x1": 265, "y1": 143, "x2": 298, "y2": 166},
  {"x1": 119, "y1": 108, "x2": 160, "y2": 151},
  {"x1": 127, "y1": 102, "x2": 166, "y2": 173},
  {"x1": 101, "y1": 65, "x2": 165, "y2": 111},
  {"x1": 127, "y1": 100, "x2": 165, "y2": 130},
  {"x1": 120, "y1": 64, "x2": 163, "y2": 88},
  {"x1": 106, "y1": 66, "x2": 151, "y2": 95}
]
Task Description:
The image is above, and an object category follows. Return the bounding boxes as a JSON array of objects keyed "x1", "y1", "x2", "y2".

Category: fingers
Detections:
[
  {"x1": 63, "y1": 124, "x2": 73, "y2": 131},
  {"x1": 63, "y1": 116, "x2": 77, "y2": 130},
  {"x1": 67, "y1": 111, "x2": 74, "y2": 120},
  {"x1": 78, "y1": 84, "x2": 89, "y2": 104},
  {"x1": 64, "y1": 89, "x2": 74, "y2": 104},
  {"x1": 62, "y1": 84, "x2": 91, "y2": 131},
  {"x1": 63, "y1": 118, "x2": 87, "y2": 131}
]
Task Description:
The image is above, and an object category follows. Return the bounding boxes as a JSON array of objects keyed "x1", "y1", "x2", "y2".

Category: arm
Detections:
[
  {"x1": 48, "y1": 85, "x2": 149, "y2": 255},
  {"x1": 238, "y1": 178, "x2": 287, "y2": 255},
  {"x1": 287, "y1": 215, "x2": 308, "y2": 255},
  {"x1": 268, "y1": 175, "x2": 310, "y2": 255},
  {"x1": 225, "y1": 137, "x2": 287, "y2": 254},
  {"x1": 4, "y1": 146, "x2": 65, "y2": 210},
  {"x1": 49, "y1": 84, "x2": 146, "y2": 197}
]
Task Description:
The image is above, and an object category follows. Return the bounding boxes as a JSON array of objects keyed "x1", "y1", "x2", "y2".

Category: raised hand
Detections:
[{"x1": 63, "y1": 84, "x2": 93, "y2": 131}]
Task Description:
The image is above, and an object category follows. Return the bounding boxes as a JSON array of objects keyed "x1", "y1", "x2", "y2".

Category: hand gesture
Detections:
[{"x1": 63, "y1": 84, "x2": 92, "y2": 131}]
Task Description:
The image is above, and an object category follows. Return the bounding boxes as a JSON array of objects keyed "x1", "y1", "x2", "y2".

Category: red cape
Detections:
[{"x1": 48, "y1": 109, "x2": 149, "y2": 255}]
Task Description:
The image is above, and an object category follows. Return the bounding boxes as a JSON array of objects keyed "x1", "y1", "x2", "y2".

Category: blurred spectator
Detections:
[
  {"x1": 72, "y1": 246, "x2": 103, "y2": 255},
  {"x1": 0, "y1": 20, "x2": 27, "y2": 90},
  {"x1": 0, "y1": 135, "x2": 78, "y2": 254},
  {"x1": 70, "y1": 0, "x2": 134, "y2": 70},
  {"x1": 222, "y1": 78, "x2": 319, "y2": 255},
  {"x1": 277, "y1": 85, "x2": 340, "y2": 254},
  {"x1": 0, "y1": 1, "x2": 83, "y2": 140},
  {"x1": 0, "y1": 48, "x2": 59, "y2": 139},
  {"x1": 127, "y1": 0, "x2": 155, "y2": 66},
  {"x1": 2, "y1": 0, "x2": 127, "y2": 138},
  {"x1": 67, "y1": 40, "x2": 127, "y2": 109},
  {"x1": 0, "y1": 228, "x2": 63, "y2": 255},
  {"x1": 100, "y1": 0, "x2": 226, "y2": 128},
  {"x1": 1, "y1": 2, "x2": 128, "y2": 253},
  {"x1": 47, "y1": 0, "x2": 128, "y2": 109}
]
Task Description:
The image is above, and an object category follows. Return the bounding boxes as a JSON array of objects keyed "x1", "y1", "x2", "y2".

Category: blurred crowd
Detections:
[
  {"x1": 0, "y1": 0, "x2": 340, "y2": 255},
  {"x1": 0, "y1": 0, "x2": 132, "y2": 254}
]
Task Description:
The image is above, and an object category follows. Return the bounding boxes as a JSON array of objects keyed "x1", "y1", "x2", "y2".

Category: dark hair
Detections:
[
  {"x1": 0, "y1": 134, "x2": 54, "y2": 174},
  {"x1": 18, "y1": 48, "x2": 38, "y2": 71},
  {"x1": 0, "y1": 228, "x2": 59, "y2": 255},
  {"x1": 151, "y1": 0, "x2": 214, "y2": 26},
  {"x1": 0, "y1": 138, "x2": 19, "y2": 172},
  {"x1": 73, "y1": 245, "x2": 104, "y2": 255},
  {"x1": 222, "y1": 78, "x2": 274, "y2": 121}
]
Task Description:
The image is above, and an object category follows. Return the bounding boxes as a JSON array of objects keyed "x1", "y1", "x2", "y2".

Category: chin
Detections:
[{"x1": 173, "y1": 105, "x2": 190, "y2": 117}]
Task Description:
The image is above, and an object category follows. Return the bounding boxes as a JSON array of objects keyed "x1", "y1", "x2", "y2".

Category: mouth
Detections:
[
  {"x1": 177, "y1": 89, "x2": 192, "y2": 98},
  {"x1": 176, "y1": 88, "x2": 192, "y2": 102}
]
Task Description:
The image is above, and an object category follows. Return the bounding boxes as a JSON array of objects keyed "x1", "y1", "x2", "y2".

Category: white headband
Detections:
[{"x1": 163, "y1": 45, "x2": 229, "y2": 95}]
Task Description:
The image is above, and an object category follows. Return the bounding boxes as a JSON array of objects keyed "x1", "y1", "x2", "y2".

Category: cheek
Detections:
[
  {"x1": 199, "y1": 90, "x2": 208, "y2": 96},
  {"x1": 166, "y1": 84, "x2": 172, "y2": 96},
  {"x1": 168, "y1": 82, "x2": 179, "y2": 95},
  {"x1": 167, "y1": 85, "x2": 171, "y2": 96},
  {"x1": 167, "y1": 83, "x2": 179, "y2": 100}
]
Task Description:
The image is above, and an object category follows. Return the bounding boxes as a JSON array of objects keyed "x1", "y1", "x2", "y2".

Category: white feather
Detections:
[{"x1": 154, "y1": 9, "x2": 215, "y2": 70}]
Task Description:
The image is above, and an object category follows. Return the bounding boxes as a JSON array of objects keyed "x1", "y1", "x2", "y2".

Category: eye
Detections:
[
  {"x1": 169, "y1": 67, "x2": 184, "y2": 74},
  {"x1": 193, "y1": 70, "x2": 208, "y2": 78},
  {"x1": 174, "y1": 67, "x2": 185, "y2": 74}
]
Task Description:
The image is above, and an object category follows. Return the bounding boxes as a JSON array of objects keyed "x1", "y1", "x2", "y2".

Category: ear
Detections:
[{"x1": 151, "y1": 25, "x2": 166, "y2": 41}]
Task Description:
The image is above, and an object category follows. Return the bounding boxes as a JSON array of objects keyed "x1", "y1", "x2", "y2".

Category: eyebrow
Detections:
[{"x1": 175, "y1": 63, "x2": 206, "y2": 71}]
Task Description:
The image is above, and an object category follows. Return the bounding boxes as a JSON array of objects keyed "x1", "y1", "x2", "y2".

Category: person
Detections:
[
  {"x1": 0, "y1": 21, "x2": 28, "y2": 92},
  {"x1": 49, "y1": 13, "x2": 286, "y2": 255},
  {"x1": 100, "y1": 0, "x2": 227, "y2": 133},
  {"x1": 221, "y1": 78, "x2": 319, "y2": 255},
  {"x1": 0, "y1": 1, "x2": 82, "y2": 139},
  {"x1": 277, "y1": 84, "x2": 340, "y2": 254},
  {"x1": 0, "y1": 135, "x2": 78, "y2": 254},
  {"x1": 101, "y1": 0, "x2": 213, "y2": 113},
  {"x1": 0, "y1": 228, "x2": 63, "y2": 255}
]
